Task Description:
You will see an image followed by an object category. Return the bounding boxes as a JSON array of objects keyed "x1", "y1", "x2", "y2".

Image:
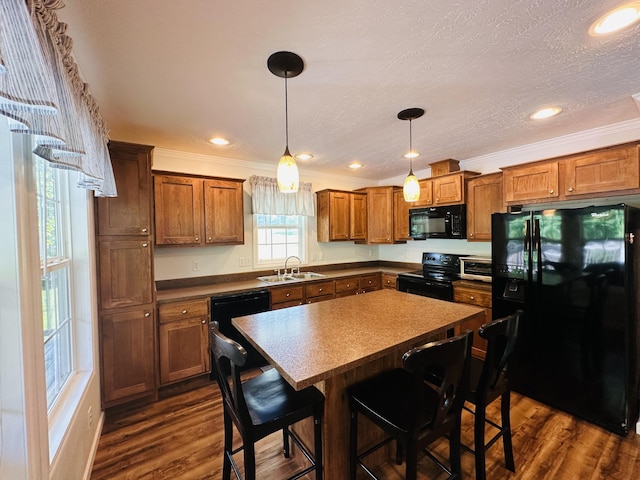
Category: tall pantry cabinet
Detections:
[{"x1": 95, "y1": 141, "x2": 157, "y2": 408}]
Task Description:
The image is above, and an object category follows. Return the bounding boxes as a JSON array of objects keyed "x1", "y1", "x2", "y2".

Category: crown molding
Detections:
[{"x1": 459, "y1": 118, "x2": 640, "y2": 174}]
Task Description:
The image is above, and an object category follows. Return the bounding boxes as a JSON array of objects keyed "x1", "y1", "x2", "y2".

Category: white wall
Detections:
[{"x1": 153, "y1": 118, "x2": 640, "y2": 280}]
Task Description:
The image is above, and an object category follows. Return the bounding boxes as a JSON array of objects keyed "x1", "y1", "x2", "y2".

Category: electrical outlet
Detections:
[
  {"x1": 319, "y1": 252, "x2": 324, "y2": 261},
  {"x1": 239, "y1": 257, "x2": 246, "y2": 267},
  {"x1": 311, "y1": 252, "x2": 317, "y2": 261},
  {"x1": 245, "y1": 257, "x2": 251, "y2": 266},
  {"x1": 192, "y1": 261, "x2": 200, "y2": 271}
]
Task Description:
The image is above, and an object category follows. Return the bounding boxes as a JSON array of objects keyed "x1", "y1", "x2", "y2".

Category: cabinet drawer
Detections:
[
  {"x1": 271, "y1": 299, "x2": 304, "y2": 310},
  {"x1": 335, "y1": 277, "x2": 360, "y2": 294},
  {"x1": 453, "y1": 287, "x2": 492, "y2": 308},
  {"x1": 360, "y1": 273, "x2": 380, "y2": 292},
  {"x1": 381, "y1": 274, "x2": 397, "y2": 289},
  {"x1": 271, "y1": 286, "x2": 304, "y2": 304},
  {"x1": 158, "y1": 299, "x2": 209, "y2": 323},
  {"x1": 305, "y1": 281, "x2": 335, "y2": 298}
]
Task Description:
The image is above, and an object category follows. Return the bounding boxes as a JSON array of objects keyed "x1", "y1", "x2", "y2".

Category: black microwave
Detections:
[{"x1": 409, "y1": 204, "x2": 466, "y2": 239}]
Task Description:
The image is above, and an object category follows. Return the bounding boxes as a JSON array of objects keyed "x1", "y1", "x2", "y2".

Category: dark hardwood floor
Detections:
[{"x1": 91, "y1": 374, "x2": 640, "y2": 479}]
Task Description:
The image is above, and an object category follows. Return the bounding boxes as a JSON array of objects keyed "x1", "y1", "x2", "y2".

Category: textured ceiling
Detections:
[{"x1": 57, "y1": 0, "x2": 640, "y2": 180}]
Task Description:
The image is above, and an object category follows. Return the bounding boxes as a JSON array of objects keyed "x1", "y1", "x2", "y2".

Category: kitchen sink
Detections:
[{"x1": 257, "y1": 272, "x2": 326, "y2": 283}]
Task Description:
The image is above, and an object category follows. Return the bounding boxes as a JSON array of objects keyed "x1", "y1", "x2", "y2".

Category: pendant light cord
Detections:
[
  {"x1": 284, "y1": 74, "x2": 289, "y2": 148},
  {"x1": 409, "y1": 118, "x2": 414, "y2": 174}
]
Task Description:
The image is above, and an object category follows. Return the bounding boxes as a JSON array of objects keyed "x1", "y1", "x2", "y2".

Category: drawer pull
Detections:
[
  {"x1": 182, "y1": 309, "x2": 188, "y2": 314},
  {"x1": 286, "y1": 293, "x2": 290, "y2": 297},
  {"x1": 549, "y1": 189, "x2": 554, "y2": 194},
  {"x1": 470, "y1": 296, "x2": 475, "y2": 300},
  {"x1": 319, "y1": 288, "x2": 323, "y2": 292},
  {"x1": 142, "y1": 243, "x2": 148, "y2": 248},
  {"x1": 195, "y1": 236, "x2": 200, "y2": 241},
  {"x1": 568, "y1": 187, "x2": 574, "y2": 192},
  {"x1": 201, "y1": 319, "x2": 206, "y2": 324},
  {"x1": 208, "y1": 236, "x2": 212, "y2": 241},
  {"x1": 347, "y1": 284, "x2": 350, "y2": 287},
  {"x1": 144, "y1": 312, "x2": 150, "y2": 318},
  {"x1": 141, "y1": 227, "x2": 148, "y2": 233}
]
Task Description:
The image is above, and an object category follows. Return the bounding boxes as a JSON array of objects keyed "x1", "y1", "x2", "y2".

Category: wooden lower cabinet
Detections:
[
  {"x1": 305, "y1": 280, "x2": 335, "y2": 303},
  {"x1": 452, "y1": 280, "x2": 492, "y2": 359},
  {"x1": 158, "y1": 298, "x2": 210, "y2": 385},
  {"x1": 360, "y1": 273, "x2": 381, "y2": 293},
  {"x1": 334, "y1": 276, "x2": 361, "y2": 298},
  {"x1": 270, "y1": 285, "x2": 305, "y2": 310},
  {"x1": 100, "y1": 305, "x2": 156, "y2": 405},
  {"x1": 381, "y1": 273, "x2": 397, "y2": 290}
]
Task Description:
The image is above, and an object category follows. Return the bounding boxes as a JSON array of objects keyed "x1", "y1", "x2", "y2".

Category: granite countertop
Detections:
[
  {"x1": 232, "y1": 289, "x2": 485, "y2": 390},
  {"x1": 156, "y1": 266, "x2": 413, "y2": 303}
]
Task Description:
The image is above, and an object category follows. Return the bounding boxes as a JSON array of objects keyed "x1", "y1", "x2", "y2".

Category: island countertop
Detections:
[{"x1": 233, "y1": 288, "x2": 485, "y2": 390}]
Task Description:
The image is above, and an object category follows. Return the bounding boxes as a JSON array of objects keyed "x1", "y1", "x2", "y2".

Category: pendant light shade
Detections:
[
  {"x1": 268, "y1": 51, "x2": 304, "y2": 193},
  {"x1": 398, "y1": 108, "x2": 425, "y2": 202}
]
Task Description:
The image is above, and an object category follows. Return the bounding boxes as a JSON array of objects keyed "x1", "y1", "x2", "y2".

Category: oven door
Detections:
[{"x1": 397, "y1": 276, "x2": 453, "y2": 301}]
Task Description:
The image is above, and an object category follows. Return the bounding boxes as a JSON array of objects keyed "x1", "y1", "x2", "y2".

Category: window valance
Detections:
[
  {"x1": 0, "y1": 0, "x2": 116, "y2": 196},
  {"x1": 250, "y1": 175, "x2": 315, "y2": 217}
]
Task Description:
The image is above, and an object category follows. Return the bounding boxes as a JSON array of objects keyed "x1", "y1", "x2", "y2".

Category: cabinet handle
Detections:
[
  {"x1": 470, "y1": 296, "x2": 475, "y2": 300},
  {"x1": 469, "y1": 233, "x2": 474, "y2": 237},
  {"x1": 182, "y1": 309, "x2": 187, "y2": 314},
  {"x1": 144, "y1": 312, "x2": 150, "y2": 317},
  {"x1": 195, "y1": 236, "x2": 200, "y2": 241},
  {"x1": 208, "y1": 237, "x2": 212, "y2": 241},
  {"x1": 141, "y1": 227, "x2": 148, "y2": 233},
  {"x1": 142, "y1": 243, "x2": 148, "y2": 248},
  {"x1": 201, "y1": 319, "x2": 206, "y2": 324},
  {"x1": 319, "y1": 288, "x2": 323, "y2": 292},
  {"x1": 286, "y1": 293, "x2": 290, "y2": 297},
  {"x1": 549, "y1": 189, "x2": 554, "y2": 194},
  {"x1": 347, "y1": 284, "x2": 350, "y2": 287},
  {"x1": 568, "y1": 187, "x2": 574, "y2": 192}
]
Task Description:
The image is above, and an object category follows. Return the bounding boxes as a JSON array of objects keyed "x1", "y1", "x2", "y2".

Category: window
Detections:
[
  {"x1": 34, "y1": 156, "x2": 74, "y2": 410},
  {"x1": 255, "y1": 214, "x2": 306, "y2": 266}
]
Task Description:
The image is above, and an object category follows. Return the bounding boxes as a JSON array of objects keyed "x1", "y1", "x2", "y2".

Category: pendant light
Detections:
[
  {"x1": 398, "y1": 108, "x2": 424, "y2": 202},
  {"x1": 268, "y1": 51, "x2": 304, "y2": 193}
]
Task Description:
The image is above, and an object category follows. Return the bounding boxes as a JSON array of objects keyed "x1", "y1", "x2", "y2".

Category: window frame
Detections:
[{"x1": 253, "y1": 214, "x2": 308, "y2": 269}]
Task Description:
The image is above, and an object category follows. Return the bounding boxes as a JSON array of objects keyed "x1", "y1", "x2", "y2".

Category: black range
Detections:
[{"x1": 397, "y1": 252, "x2": 461, "y2": 301}]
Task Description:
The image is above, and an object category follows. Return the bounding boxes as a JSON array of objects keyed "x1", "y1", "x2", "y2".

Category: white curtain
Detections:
[
  {"x1": 250, "y1": 176, "x2": 315, "y2": 217},
  {"x1": 0, "y1": 0, "x2": 116, "y2": 196}
]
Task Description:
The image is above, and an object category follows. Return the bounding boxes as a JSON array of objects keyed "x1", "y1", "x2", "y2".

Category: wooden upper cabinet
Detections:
[
  {"x1": 350, "y1": 192, "x2": 367, "y2": 241},
  {"x1": 358, "y1": 187, "x2": 394, "y2": 244},
  {"x1": 409, "y1": 179, "x2": 433, "y2": 207},
  {"x1": 502, "y1": 160, "x2": 559, "y2": 204},
  {"x1": 154, "y1": 173, "x2": 244, "y2": 246},
  {"x1": 97, "y1": 142, "x2": 153, "y2": 236},
  {"x1": 466, "y1": 172, "x2": 505, "y2": 242},
  {"x1": 317, "y1": 190, "x2": 367, "y2": 241},
  {"x1": 432, "y1": 172, "x2": 482, "y2": 205},
  {"x1": 393, "y1": 187, "x2": 411, "y2": 242},
  {"x1": 98, "y1": 239, "x2": 153, "y2": 310},
  {"x1": 204, "y1": 178, "x2": 245, "y2": 245},
  {"x1": 154, "y1": 175, "x2": 203, "y2": 245},
  {"x1": 563, "y1": 145, "x2": 640, "y2": 197}
]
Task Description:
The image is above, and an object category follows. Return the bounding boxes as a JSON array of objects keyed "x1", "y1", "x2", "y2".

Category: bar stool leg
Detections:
[
  {"x1": 474, "y1": 401, "x2": 487, "y2": 480},
  {"x1": 349, "y1": 410, "x2": 358, "y2": 480},
  {"x1": 314, "y1": 415, "x2": 324, "y2": 480},
  {"x1": 450, "y1": 420, "x2": 463, "y2": 479},
  {"x1": 501, "y1": 392, "x2": 516, "y2": 472},
  {"x1": 282, "y1": 428, "x2": 291, "y2": 458},
  {"x1": 244, "y1": 442, "x2": 256, "y2": 480},
  {"x1": 222, "y1": 411, "x2": 233, "y2": 480}
]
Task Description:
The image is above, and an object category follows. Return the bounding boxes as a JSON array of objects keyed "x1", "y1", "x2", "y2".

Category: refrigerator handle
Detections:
[
  {"x1": 524, "y1": 219, "x2": 531, "y2": 252},
  {"x1": 534, "y1": 218, "x2": 542, "y2": 284}
]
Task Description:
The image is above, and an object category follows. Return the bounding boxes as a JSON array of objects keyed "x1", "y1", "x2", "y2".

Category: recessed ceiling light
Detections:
[
  {"x1": 295, "y1": 153, "x2": 313, "y2": 160},
  {"x1": 590, "y1": 2, "x2": 640, "y2": 36},
  {"x1": 209, "y1": 137, "x2": 230, "y2": 146},
  {"x1": 348, "y1": 162, "x2": 362, "y2": 169},
  {"x1": 530, "y1": 107, "x2": 563, "y2": 120}
]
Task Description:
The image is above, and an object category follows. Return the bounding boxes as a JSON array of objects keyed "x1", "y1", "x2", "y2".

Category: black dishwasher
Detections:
[{"x1": 210, "y1": 289, "x2": 271, "y2": 372}]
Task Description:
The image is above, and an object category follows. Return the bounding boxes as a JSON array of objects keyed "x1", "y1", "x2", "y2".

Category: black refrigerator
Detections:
[{"x1": 492, "y1": 204, "x2": 640, "y2": 435}]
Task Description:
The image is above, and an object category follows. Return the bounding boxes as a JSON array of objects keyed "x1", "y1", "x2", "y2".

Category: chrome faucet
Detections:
[{"x1": 283, "y1": 256, "x2": 302, "y2": 276}]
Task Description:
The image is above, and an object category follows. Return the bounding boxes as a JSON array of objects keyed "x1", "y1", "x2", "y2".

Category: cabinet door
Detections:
[
  {"x1": 329, "y1": 191, "x2": 351, "y2": 240},
  {"x1": 159, "y1": 317, "x2": 210, "y2": 384},
  {"x1": 411, "y1": 179, "x2": 433, "y2": 207},
  {"x1": 360, "y1": 273, "x2": 380, "y2": 293},
  {"x1": 367, "y1": 188, "x2": 393, "y2": 243},
  {"x1": 350, "y1": 193, "x2": 367, "y2": 240},
  {"x1": 100, "y1": 306, "x2": 156, "y2": 405},
  {"x1": 381, "y1": 273, "x2": 397, "y2": 289},
  {"x1": 204, "y1": 179, "x2": 244, "y2": 244},
  {"x1": 466, "y1": 172, "x2": 505, "y2": 242},
  {"x1": 503, "y1": 161, "x2": 559, "y2": 203},
  {"x1": 564, "y1": 145, "x2": 640, "y2": 197},
  {"x1": 98, "y1": 239, "x2": 152, "y2": 310},
  {"x1": 393, "y1": 189, "x2": 411, "y2": 241},
  {"x1": 154, "y1": 175, "x2": 203, "y2": 245},
  {"x1": 97, "y1": 143, "x2": 152, "y2": 236},
  {"x1": 433, "y1": 173, "x2": 464, "y2": 205}
]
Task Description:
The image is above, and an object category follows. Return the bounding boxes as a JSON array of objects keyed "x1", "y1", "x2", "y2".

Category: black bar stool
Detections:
[
  {"x1": 463, "y1": 310, "x2": 523, "y2": 480},
  {"x1": 209, "y1": 323, "x2": 324, "y2": 480},
  {"x1": 348, "y1": 331, "x2": 473, "y2": 480}
]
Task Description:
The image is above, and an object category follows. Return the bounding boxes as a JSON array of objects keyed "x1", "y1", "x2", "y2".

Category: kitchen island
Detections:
[{"x1": 233, "y1": 289, "x2": 485, "y2": 477}]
